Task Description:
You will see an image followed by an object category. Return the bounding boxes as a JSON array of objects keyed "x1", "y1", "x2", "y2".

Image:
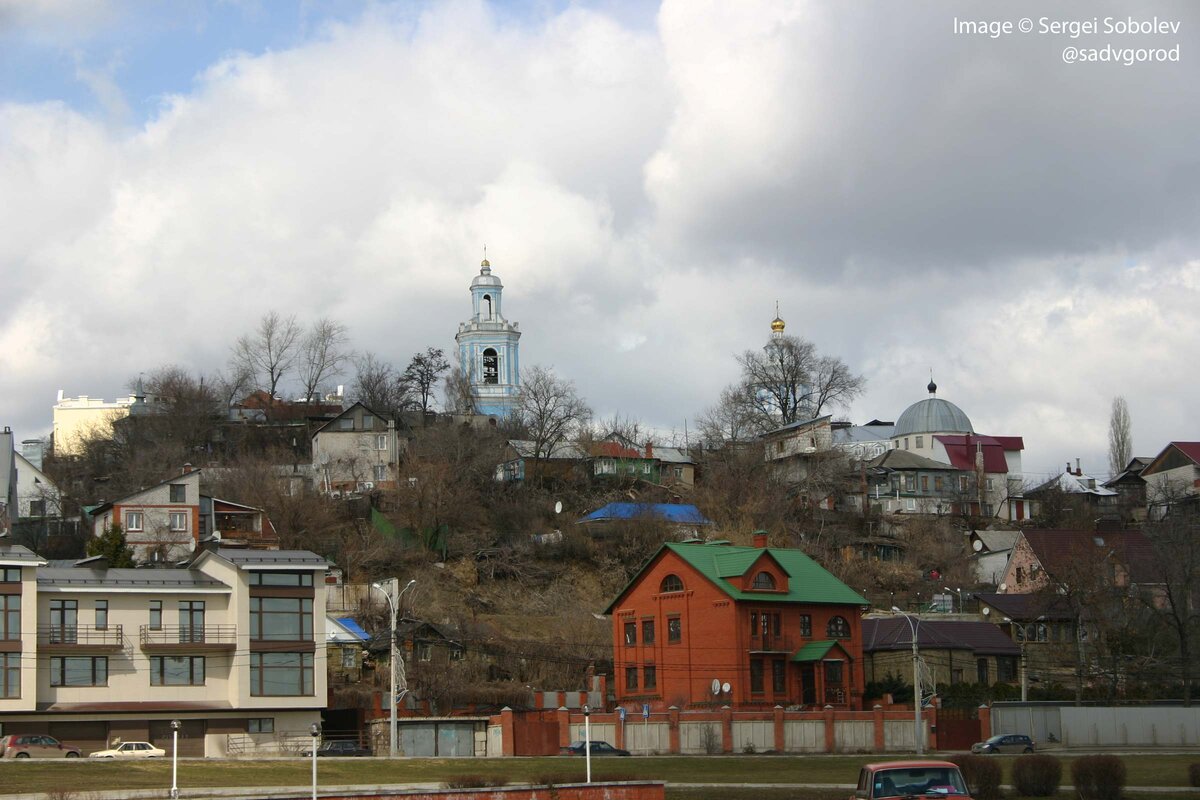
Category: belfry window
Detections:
[
  {"x1": 483, "y1": 349, "x2": 499, "y2": 384},
  {"x1": 483, "y1": 294, "x2": 493, "y2": 319}
]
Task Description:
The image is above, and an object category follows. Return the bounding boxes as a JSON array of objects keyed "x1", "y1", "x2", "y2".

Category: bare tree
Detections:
[
  {"x1": 442, "y1": 358, "x2": 476, "y2": 415},
  {"x1": 402, "y1": 347, "x2": 450, "y2": 413},
  {"x1": 231, "y1": 311, "x2": 302, "y2": 400},
  {"x1": 733, "y1": 334, "x2": 864, "y2": 433},
  {"x1": 298, "y1": 318, "x2": 351, "y2": 402},
  {"x1": 516, "y1": 365, "x2": 591, "y2": 474},
  {"x1": 1143, "y1": 499, "x2": 1200, "y2": 704},
  {"x1": 214, "y1": 362, "x2": 253, "y2": 408},
  {"x1": 352, "y1": 352, "x2": 410, "y2": 418},
  {"x1": 1107, "y1": 396, "x2": 1133, "y2": 478},
  {"x1": 696, "y1": 383, "x2": 758, "y2": 447}
]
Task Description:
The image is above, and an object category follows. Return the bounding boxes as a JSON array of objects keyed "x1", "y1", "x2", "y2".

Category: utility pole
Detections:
[
  {"x1": 893, "y1": 607, "x2": 923, "y2": 755},
  {"x1": 372, "y1": 577, "x2": 416, "y2": 757}
]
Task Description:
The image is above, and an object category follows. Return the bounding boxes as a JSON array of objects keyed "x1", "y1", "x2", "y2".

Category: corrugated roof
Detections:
[
  {"x1": 37, "y1": 568, "x2": 229, "y2": 590},
  {"x1": 578, "y1": 503, "x2": 712, "y2": 525},
  {"x1": 973, "y1": 592, "x2": 1074, "y2": 621},
  {"x1": 651, "y1": 542, "x2": 866, "y2": 607},
  {"x1": 334, "y1": 616, "x2": 370, "y2": 640},
  {"x1": 1020, "y1": 529, "x2": 1156, "y2": 585},
  {"x1": 653, "y1": 446, "x2": 694, "y2": 464},
  {"x1": 935, "y1": 435, "x2": 1011, "y2": 473},
  {"x1": 216, "y1": 549, "x2": 328, "y2": 567},
  {"x1": 863, "y1": 618, "x2": 1019, "y2": 656},
  {"x1": 1172, "y1": 442, "x2": 1200, "y2": 464}
]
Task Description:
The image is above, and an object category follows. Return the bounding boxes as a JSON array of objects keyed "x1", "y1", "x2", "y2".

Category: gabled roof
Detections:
[
  {"x1": 505, "y1": 439, "x2": 586, "y2": 460},
  {"x1": 89, "y1": 469, "x2": 202, "y2": 516},
  {"x1": 653, "y1": 446, "x2": 694, "y2": 464},
  {"x1": 761, "y1": 415, "x2": 833, "y2": 438},
  {"x1": 604, "y1": 541, "x2": 868, "y2": 613},
  {"x1": 1103, "y1": 457, "x2": 1152, "y2": 488},
  {"x1": 0, "y1": 543, "x2": 46, "y2": 565},
  {"x1": 867, "y1": 450, "x2": 958, "y2": 472},
  {"x1": 863, "y1": 618, "x2": 1019, "y2": 656},
  {"x1": 311, "y1": 401, "x2": 390, "y2": 437},
  {"x1": 791, "y1": 640, "x2": 842, "y2": 662},
  {"x1": 972, "y1": 530, "x2": 1019, "y2": 554},
  {"x1": 1032, "y1": 471, "x2": 1117, "y2": 497},
  {"x1": 1141, "y1": 442, "x2": 1200, "y2": 477},
  {"x1": 1018, "y1": 529, "x2": 1157, "y2": 585},
  {"x1": 193, "y1": 548, "x2": 327, "y2": 571},
  {"x1": 973, "y1": 592, "x2": 1074, "y2": 622},
  {"x1": 578, "y1": 502, "x2": 712, "y2": 525},
  {"x1": 934, "y1": 435, "x2": 1011, "y2": 473}
]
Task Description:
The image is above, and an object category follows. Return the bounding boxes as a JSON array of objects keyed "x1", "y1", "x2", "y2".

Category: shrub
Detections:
[
  {"x1": 1012, "y1": 754, "x2": 1062, "y2": 796},
  {"x1": 442, "y1": 775, "x2": 507, "y2": 789},
  {"x1": 1188, "y1": 763, "x2": 1200, "y2": 788},
  {"x1": 948, "y1": 754, "x2": 1002, "y2": 800},
  {"x1": 1071, "y1": 755, "x2": 1126, "y2": 800}
]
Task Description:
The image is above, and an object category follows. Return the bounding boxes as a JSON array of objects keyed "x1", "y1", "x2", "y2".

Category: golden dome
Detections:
[
  {"x1": 771, "y1": 316, "x2": 785, "y2": 333},
  {"x1": 481, "y1": 258, "x2": 491, "y2": 267}
]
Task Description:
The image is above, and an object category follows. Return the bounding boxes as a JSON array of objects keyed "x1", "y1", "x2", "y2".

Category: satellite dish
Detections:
[
  {"x1": 554, "y1": 501, "x2": 563, "y2": 514},
  {"x1": 999, "y1": 583, "x2": 1007, "y2": 592},
  {"x1": 981, "y1": 607, "x2": 990, "y2": 616},
  {"x1": 722, "y1": 682, "x2": 731, "y2": 694},
  {"x1": 972, "y1": 539, "x2": 983, "y2": 552},
  {"x1": 711, "y1": 679, "x2": 720, "y2": 695}
]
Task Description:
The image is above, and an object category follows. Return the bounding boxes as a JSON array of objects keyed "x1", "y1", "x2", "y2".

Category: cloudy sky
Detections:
[{"x1": 2, "y1": 0, "x2": 1198, "y2": 482}]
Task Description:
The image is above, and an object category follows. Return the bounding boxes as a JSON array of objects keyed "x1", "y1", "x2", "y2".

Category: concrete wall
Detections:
[{"x1": 992, "y1": 703, "x2": 1200, "y2": 748}]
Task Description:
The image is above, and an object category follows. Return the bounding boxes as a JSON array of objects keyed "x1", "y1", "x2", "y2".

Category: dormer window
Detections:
[
  {"x1": 660, "y1": 574, "x2": 683, "y2": 593},
  {"x1": 751, "y1": 572, "x2": 776, "y2": 590}
]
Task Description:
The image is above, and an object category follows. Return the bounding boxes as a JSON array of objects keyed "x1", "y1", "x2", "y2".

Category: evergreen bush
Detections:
[{"x1": 1070, "y1": 754, "x2": 1125, "y2": 800}]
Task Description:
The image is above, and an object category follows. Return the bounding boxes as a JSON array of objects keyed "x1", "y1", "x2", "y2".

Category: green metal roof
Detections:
[
  {"x1": 602, "y1": 542, "x2": 869, "y2": 613},
  {"x1": 791, "y1": 640, "x2": 838, "y2": 662}
]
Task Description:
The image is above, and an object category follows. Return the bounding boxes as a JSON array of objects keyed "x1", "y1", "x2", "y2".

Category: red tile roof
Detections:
[
  {"x1": 1171, "y1": 442, "x2": 1200, "y2": 465},
  {"x1": 1020, "y1": 528, "x2": 1158, "y2": 585},
  {"x1": 934, "y1": 434, "x2": 1011, "y2": 473}
]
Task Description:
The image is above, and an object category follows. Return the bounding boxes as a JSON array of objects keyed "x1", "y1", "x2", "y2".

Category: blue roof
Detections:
[
  {"x1": 577, "y1": 502, "x2": 712, "y2": 525},
  {"x1": 335, "y1": 616, "x2": 370, "y2": 641}
]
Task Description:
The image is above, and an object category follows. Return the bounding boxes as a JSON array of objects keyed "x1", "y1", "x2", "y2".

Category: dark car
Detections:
[
  {"x1": 560, "y1": 740, "x2": 630, "y2": 756},
  {"x1": 971, "y1": 733, "x2": 1035, "y2": 754},
  {"x1": 0, "y1": 734, "x2": 83, "y2": 759},
  {"x1": 301, "y1": 740, "x2": 370, "y2": 757}
]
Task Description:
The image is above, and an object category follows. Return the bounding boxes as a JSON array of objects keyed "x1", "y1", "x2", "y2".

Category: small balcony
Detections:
[
  {"x1": 749, "y1": 633, "x2": 794, "y2": 653},
  {"x1": 824, "y1": 686, "x2": 848, "y2": 706},
  {"x1": 38, "y1": 625, "x2": 125, "y2": 653},
  {"x1": 140, "y1": 625, "x2": 237, "y2": 652}
]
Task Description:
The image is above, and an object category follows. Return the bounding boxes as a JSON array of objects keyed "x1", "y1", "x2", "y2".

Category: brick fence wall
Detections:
[{"x1": 278, "y1": 784, "x2": 663, "y2": 800}]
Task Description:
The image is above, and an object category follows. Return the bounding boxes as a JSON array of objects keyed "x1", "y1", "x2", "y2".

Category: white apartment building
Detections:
[{"x1": 0, "y1": 543, "x2": 327, "y2": 756}]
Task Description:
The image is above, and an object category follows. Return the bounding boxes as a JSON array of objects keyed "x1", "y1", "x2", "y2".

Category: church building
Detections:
[{"x1": 455, "y1": 258, "x2": 521, "y2": 417}]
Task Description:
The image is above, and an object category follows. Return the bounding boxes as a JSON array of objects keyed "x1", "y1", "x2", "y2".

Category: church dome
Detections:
[
  {"x1": 894, "y1": 383, "x2": 973, "y2": 437},
  {"x1": 770, "y1": 315, "x2": 785, "y2": 333},
  {"x1": 471, "y1": 261, "x2": 502, "y2": 288}
]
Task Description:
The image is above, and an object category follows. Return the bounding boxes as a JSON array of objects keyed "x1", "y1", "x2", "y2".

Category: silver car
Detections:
[{"x1": 971, "y1": 733, "x2": 1035, "y2": 754}]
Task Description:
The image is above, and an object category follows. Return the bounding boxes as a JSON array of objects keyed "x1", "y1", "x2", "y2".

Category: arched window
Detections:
[
  {"x1": 482, "y1": 348, "x2": 499, "y2": 384},
  {"x1": 827, "y1": 616, "x2": 850, "y2": 639},
  {"x1": 660, "y1": 574, "x2": 683, "y2": 593},
  {"x1": 483, "y1": 294, "x2": 493, "y2": 319},
  {"x1": 751, "y1": 571, "x2": 776, "y2": 590}
]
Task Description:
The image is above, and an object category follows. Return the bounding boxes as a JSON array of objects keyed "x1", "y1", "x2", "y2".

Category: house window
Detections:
[
  {"x1": 985, "y1": 478, "x2": 994, "y2": 491},
  {"x1": 482, "y1": 349, "x2": 499, "y2": 384},
  {"x1": 915, "y1": 436, "x2": 923, "y2": 449},
  {"x1": 935, "y1": 476, "x2": 944, "y2": 491},
  {"x1": 960, "y1": 476, "x2": 969, "y2": 491},
  {"x1": 752, "y1": 572, "x2": 776, "y2": 590},
  {"x1": 0, "y1": 567, "x2": 19, "y2": 582},
  {"x1": 906, "y1": 498, "x2": 916, "y2": 511},
  {"x1": 248, "y1": 718, "x2": 274, "y2": 734},
  {"x1": 125, "y1": 511, "x2": 144, "y2": 532},
  {"x1": 149, "y1": 600, "x2": 162, "y2": 631},
  {"x1": 375, "y1": 434, "x2": 388, "y2": 451},
  {"x1": 249, "y1": 652, "x2": 313, "y2": 696},
  {"x1": 951, "y1": 668, "x2": 964, "y2": 684},
  {"x1": 179, "y1": 601, "x2": 205, "y2": 643},
  {"x1": 642, "y1": 620, "x2": 655, "y2": 645},
  {"x1": 982, "y1": 503, "x2": 994, "y2": 517},
  {"x1": 625, "y1": 666, "x2": 638, "y2": 691},
  {"x1": 977, "y1": 658, "x2": 990, "y2": 684},
  {"x1": 340, "y1": 418, "x2": 354, "y2": 430},
  {"x1": 169, "y1": 484, "x2": 186, "y2": 503},
  {"x1": 624, "y1": 622, "x2": 637, "y2": 646},
  {"x1": 417, "y1": 643, "x2": 433, "y2": 661},
  {"x1": 997, "y1": 657, "x2": 1017, "y2": 683},
  {"x1": 28, "y1": 499, "x2": 46, "y2": 516},
  {"x1": 373, "y1": 465, "x2": 388, "y2": 481},
  {"x1": 50, "y1": 656, "x2": 108, "y2": 687},
  {"x1": 95, "y1": 600, "x2": 108, "y2": 631},
  {"x1": 0, "y1": 595, "x2": 19, "y2": 640},
  {"x1": 250, "y1": 597, "x2": 313, "y2": 641},
  {"x1": 1015, "y1": 567, "x2": 1024, "y2": 584},
  {"x1": 904, "y1": 438, "x2": 910, "y2": 450},
  {"x1": 749, "y1": 659, "x2": 764, "y2": 694},
  {"x1": 362, "y1": 415, "x2": 374, "y2": 430},
  {"x1": 169, "y1": 511, "x2": 188, "y2": 532},
  {"x1": 150, "y1": 656, "x2": 205, "y2": 686},
  {"x1": 772, "y1": 659, "x2": 786, "y2": 694},
  {"x1": 904, "y1": 475, "x2": 915, "y2": 491},
  {"x1": 249, "y1": 572, "x2": 313, "y2": 586},
  {"x1": 342, "y1": 648, "x2": 356, "y2": 669},
  {"x1": 1, "y1": 653, "x2": 19, "y2": 698},
  {"x1": 827, "y1": 616, "x2": 850, "y2": 639},
  {"x1": 673, "y1": 467, "x2": 683, "y2": 479},
  {"x1": 660, "y1": 574, "x2": 683, "y2": 593},
  {"x1": 449, "y1": 647, "x2": 465, "y2": 661},
  {"x1": 799, "y1": 614, "x2": 812, "y2": 638},
  {"x1": 921, "y1": 476, "x2": 928, "y2": 491},
  {"x1": 824, "y1": 660, "x2": 844, "y2": 687},
  {"x1": 49, "y1": 599, "x2": 77, "y2": 643},
  {"x1": 667, "y1": 617, "x2": 681, "y2": 644},
  {"x1": 644, "y1": 665, "x2": 657, "y2": 690}
]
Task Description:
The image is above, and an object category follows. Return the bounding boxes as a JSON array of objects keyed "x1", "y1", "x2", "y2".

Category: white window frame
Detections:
[
  {"x1": 169, "y1": 511, "x2": 188, "y2": 532},
  {"x1": 125, "y1": 511, "x2": 144, "y2": 532},
  {"x1": 374, "y1": 434, "x2": 388, "y2": 451},
  {"x1": 373, "y1": 464, "x2": 387, "y2": 481}
]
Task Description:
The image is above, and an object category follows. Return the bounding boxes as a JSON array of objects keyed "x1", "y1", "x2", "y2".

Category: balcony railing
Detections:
[
  {"x1": 140, "y1": 624, "x2": 237, "y2": 650},
  {"x1": 38, "y1": 624, "x2": 124, "y2": 649},
  {"x1": 749, "y1": 633, "x2": 794, "y2": 653},
  {"x1": 824, "y1": 686, "x2": 848, "y2": 705}
]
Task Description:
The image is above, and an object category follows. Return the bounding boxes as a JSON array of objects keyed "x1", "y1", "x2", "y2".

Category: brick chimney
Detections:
[
  {"x1": 752, "y1": 530, "x2": 769, "y2": 548},
  {"x1": 182, "y1": 463, "x2": 194, "y2": 474},
  {"x1": 645, "y1": 442, "x2": 654, "y2": 458},
  {"x1": 1075, "y1": 458, "x2": 1082, "y2": 476}
]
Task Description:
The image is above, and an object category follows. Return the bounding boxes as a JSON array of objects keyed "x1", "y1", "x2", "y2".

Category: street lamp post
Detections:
[
  {"x1": 309, "y1": 722, "x2": 320, "y2": 800},
  {"x1": 583, "y1": 704, "x2": 592, "y2": 784},
  {"x1": 371, "y1": 577, "x2": 416, "y2": 757},
  {"x1": 892, "y1": 607, "x2": 923, "y2": 755},
  {"x1": 169, "y1": 719, "x2": 181, "y2": 799},
  {"x1": 943, "y1": 586, "x2": 964, "y2": 613}
]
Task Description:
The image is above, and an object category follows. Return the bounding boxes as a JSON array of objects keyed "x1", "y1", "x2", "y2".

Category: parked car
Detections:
[
  {"x1": 971, "y1": 733, "x2": 1035, "y2": 754},
  {"x1": 300, "y1": 740, "x2": 370, "y2": 757},
  {"x1": 560, "y1": 741, "x2": 630, "y2": 757},
  {"x1": 0, "y1": 735, "x2": 82, "y2": 759},
  {"x1": 88, "y1": 741, "x2": 166, "y2": 759},
  {"x1": 852, "y1": 761, "x2": 972, "y2": 799}
]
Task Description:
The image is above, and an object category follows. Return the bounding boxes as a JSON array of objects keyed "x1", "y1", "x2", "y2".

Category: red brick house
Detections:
[{"x1": 604, "y1": 535, "x2": 868, "y2": 711}]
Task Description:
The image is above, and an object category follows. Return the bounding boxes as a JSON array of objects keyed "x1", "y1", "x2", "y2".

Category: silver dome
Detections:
[{"x1": 894, "y1": 397, "x2": 974, "y2": 437}]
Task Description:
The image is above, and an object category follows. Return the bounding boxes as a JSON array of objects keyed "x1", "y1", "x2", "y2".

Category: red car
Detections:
[
  {"x1": 0, "y1": 734, "x2": 83, "y2": 759},
  {"x1": 852, "y1": 761, "x2": 972, "y2": 799}
]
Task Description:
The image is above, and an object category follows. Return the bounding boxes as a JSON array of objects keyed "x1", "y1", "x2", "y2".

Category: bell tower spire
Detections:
[{"x1": 455, "y1": 253, "x2": 522, "y2": 417}]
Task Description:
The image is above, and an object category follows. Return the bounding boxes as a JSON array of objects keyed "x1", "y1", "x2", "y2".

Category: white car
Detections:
[{"x1": 88, "y1": 741, "x2": 166, "y2": 759}]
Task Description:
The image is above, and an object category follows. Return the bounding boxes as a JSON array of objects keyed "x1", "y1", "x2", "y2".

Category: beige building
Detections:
[
  {"x1": 52, "y1": 390, "x2": 152, "y2": 456},
  {"x1": 312, "y1": 403, "x2": 402, "y2": 493},
  {"x1": 0, "y1": 543, "x2": 327, "y2": 757}
]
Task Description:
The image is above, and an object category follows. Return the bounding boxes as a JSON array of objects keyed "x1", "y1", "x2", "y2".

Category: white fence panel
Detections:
[
  {"x1": 731, "y1": 721, "x2": 773, "y2": 753},
  {"x1": 486, "y1": 725, "x2": 503, "y2": 757},
  {"x1": 1061, "y1": 707, "x2": 1200, "y2": 747},
  {"x1": 569, "y1": 722, "x2": 615, "y2": 745},
  {"x1": 783, "y1": 720, "x2": 825, "y2": 752},
  {"x1": 624, "y1": 721, "x2": 671, "y2": 754},
  {"x1": 833, "y1": 720, "x2": 873, "y2": 752},
  {"x1": 679, "y1": 721, "x2": 721, "y2": 754},
  {"x1": 883, "y1": 720, "x2": 924, "y2": 752}
]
